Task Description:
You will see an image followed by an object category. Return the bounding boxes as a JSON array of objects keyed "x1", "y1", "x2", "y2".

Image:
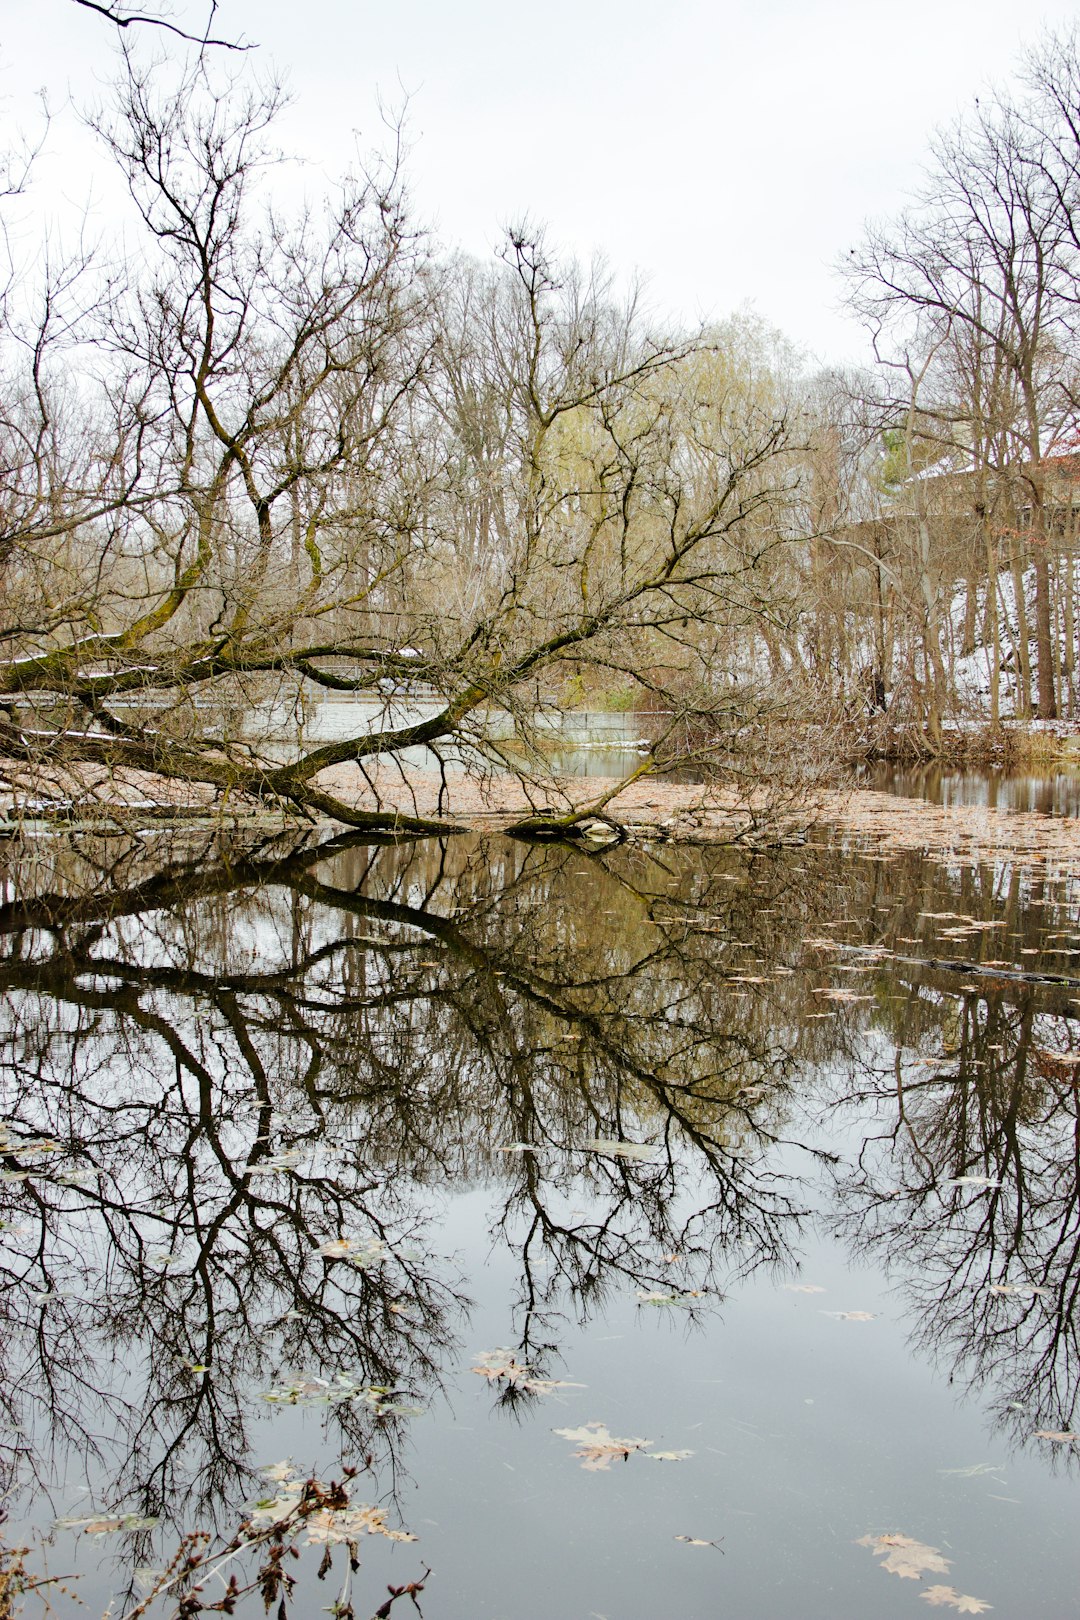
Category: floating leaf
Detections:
[
  {"x1": 988, "y1": 1284, "x2": 1048, "y2": 1298},
  {"x1": 471, "y1": 1349, "x2": 583, "y2": 1396},
  {"x1": 1033, "y1": 1429, "x2": 1077, "y2": 1443},
  {"x1": 647, "y1": 1449, "x2": 694, "y2": 1461},
  {"x1": 247, "y1": 1152, "x2": 302, "y2": 1176},
  {"x1": 635, "y1": 1289, "x2": 705, "y2": 1308},
  {"x1": 944, "y1": 1176, "x2": 1001, "y2": 1189},
  {"x1": 304, "y1": 1506, "x2": 418, "y2": 1546},
  {"x1": 314, "y1": 1237, "x2": 387, "y2": 1267},
  {"x1": 823, "y1": 1310, "x2": 877, "y2": 1322},
  {"x1": 921, "y1": 1587, "x2": 993, "y2": 1613},
  {"x1": 554, "y1": 1421, "x2": 650, "y2": 1470},
  {"x1": 56, "y1": 1512, "x2": 159, "y2": 1536},
  {"x1": 674, "y1": 1535, "x2": 722, "y2": 1549},
  {"x1": 259, "y1": 1374, "x2": 422, "y2": 1417},
  {"x1": 582, "y1": 1139, "x2": 657, "y2": 1162},
  {"x1": 783, "y1": 1284, "x2": 826, "y2": 1295},
  {"x1": 858, "y1": 1532, "x2": 951, "y2": 1580}
]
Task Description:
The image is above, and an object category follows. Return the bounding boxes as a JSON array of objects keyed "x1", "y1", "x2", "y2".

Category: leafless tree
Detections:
[{"x1": 0, "y1": 52, "x2": 815, "y2": 835}]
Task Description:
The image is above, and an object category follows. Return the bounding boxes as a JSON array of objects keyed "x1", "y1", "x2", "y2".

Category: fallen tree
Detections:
[{"x1": 0, "y1": 51, "x2": 821, "y2": 836}]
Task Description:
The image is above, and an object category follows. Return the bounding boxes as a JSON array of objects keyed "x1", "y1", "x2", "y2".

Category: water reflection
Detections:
[{"x1": 0, "y1": 821, "x2": 1078, "y2": 1595}]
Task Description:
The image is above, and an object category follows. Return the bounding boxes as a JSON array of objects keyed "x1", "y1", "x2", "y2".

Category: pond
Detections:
[
  {"x1": 234, "y1": 692, "x2": 655, "y2": 779},
  {"x1": 0, "y1": 804, "x2": 1078, "y2": 1618}
]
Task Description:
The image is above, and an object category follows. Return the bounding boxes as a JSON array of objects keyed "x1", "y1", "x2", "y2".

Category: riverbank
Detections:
[
  {"x1": 4, "y1": 756, "x2": 1080, "y2": 876},
  {"x1": 315, "y1": 760, "x2": 1080, "y2": 873}
]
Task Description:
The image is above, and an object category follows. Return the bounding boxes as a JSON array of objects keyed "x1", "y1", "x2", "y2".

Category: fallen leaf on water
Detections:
[
  {"x1": 314, "y1": 1237, "x2": 387, "y2": 1266},
  {"x1": 259, "y1": 1374, "x2": 422, "y2": 1417},
  {"x1": 471, "y1": 1349, "x2": 583, "y2": 1396},
  {"x1": 921, "y1": 1586, "x2": 993, "y2": 1613},
  {"x1": 988, "y1": 1284, "x2": 1048, "y2": 1298},
  {"x1": 647, "y1": 1450, "x2": 694, "y2": 1462},
  {"x1": 857, "y1": 1533, "x2": 951, "y2": 1579},
  {"x1": 554, "y1": 1421, "x2": 650, "y2": 1471},
  {"x1": 1033, "y1": 1429, "x2": 1077, "y2": 1443},
  {"x1": 635, "y1": 1289, "x2": 705, "y2": 1307},
  {"x1": 674, "y1": 1535, "x2": 723, "y2": 1549},
  {"x1": 822, "y1": 1310, "x2": 877, "y2": 1322},
  {"x1": 582, "y1": 1139, "x2": 657, "y2": 1162},
  {"x1": 56, "y1": 1513, "x2": 159, "y2": 1535},
  {"x1": 304, "y1": 1506, "x2": 418, "y2": 1546},
  {"x1": 783, "y1": 1284, "x2": 826, "y2": 1294},
  {"x1": 247, "y1": 1152, "x2": 302, "y2": 1176},
  {"x1": 944, "y1": 1176, "x2": 1001, "y2": 1189}
]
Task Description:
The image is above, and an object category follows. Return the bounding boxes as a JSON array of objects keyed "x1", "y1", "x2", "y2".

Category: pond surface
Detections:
[
  {"x1": 235, "y1": 691, "x2": 654, "y2": 778},
  {"x1": 0, "y1": 809, "x2": 1078, "y2": 1618}
]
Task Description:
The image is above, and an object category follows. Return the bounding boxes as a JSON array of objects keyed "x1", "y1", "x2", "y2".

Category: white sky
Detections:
[{"x1": 5, "y1": 0, "x2": 1080, "y2": 365}]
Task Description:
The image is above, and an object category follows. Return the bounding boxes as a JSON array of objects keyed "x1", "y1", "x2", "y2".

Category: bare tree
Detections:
[
  {"x1": 0, "y1": 54, "x2": 812, "y2": 835},
  {"x1": 68, "y1": 0, "x2": 251, "y2": 50},
  {"x1": 844, "y1": 33, "x2": 1080, "y2": 726}
]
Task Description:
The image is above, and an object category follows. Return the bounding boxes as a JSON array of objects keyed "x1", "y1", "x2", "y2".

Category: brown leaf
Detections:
[
  {"x1": 857, "y1": 1533, "x2": 951, "y2": 1579},
  {"x1": 553, "y1": 1421, "x2": 649, "y2": 1470},
  {"x1": 921, "y1": 1586, "x2": 992, "y2": 1613}
]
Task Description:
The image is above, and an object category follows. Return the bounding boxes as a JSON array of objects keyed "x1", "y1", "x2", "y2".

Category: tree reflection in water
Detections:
[
  {"x1": 0, "y1": 819, "x2": 1077, "y2": 1571},
  {"x1": 0, "y1": 825, "x2": 812, "y2": 1535}
]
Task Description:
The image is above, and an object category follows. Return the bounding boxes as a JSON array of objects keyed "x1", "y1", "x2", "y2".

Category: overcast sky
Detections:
[{"x1": 5, "y1": 0, "x2": 1080, "y2": 365}]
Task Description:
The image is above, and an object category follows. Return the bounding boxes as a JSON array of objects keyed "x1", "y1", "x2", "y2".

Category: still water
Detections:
[{"x1": 0, "y1": 810, "x2": 1078, "y2": 1618}]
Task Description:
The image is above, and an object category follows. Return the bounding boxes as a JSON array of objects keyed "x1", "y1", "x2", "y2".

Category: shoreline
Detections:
[{"x1": 3, "y1": 760, "x2": 1080, "y2": 874}]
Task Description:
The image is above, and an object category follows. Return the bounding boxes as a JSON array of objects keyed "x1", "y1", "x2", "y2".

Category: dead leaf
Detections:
[
  {"x1": 554, "y1": 1421, "x2": 650, "y2": 1470},
  {"x1": 314, "y1": 1236, "x2": 387, "y2": 1266},
  {"x1": 783, "y1": 1284, "x2": 826, "y2": 1294},
  {"x1": 857, "y1": 1533, "x2": 951, "y2": 1579},
  {"x1": 921, "y1": 1586, "x2": 992, "y2": 1613},
  {"x1": 582, "y1": 1138, "x2": 657, "y2": 1161},
  {"x1": 1033, "y1": 1429, "x2": 1077, "y2": 1443},
  {"x1": 635, "y1": 1288, "x2": 705, "y2": 1307},
  {"x1": 674, "y1": 1535, "x2": 723, "y2": 1549},
  {"x1": 56, "y1": 1512, "x2": 159, "y2": 1535},
  {"x1": 823, "y1": 1310, "x2": 877, "y2": 1322},
  {"x1": 471, "y1": 1349, "x2": 583, "y2": 1396}
]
